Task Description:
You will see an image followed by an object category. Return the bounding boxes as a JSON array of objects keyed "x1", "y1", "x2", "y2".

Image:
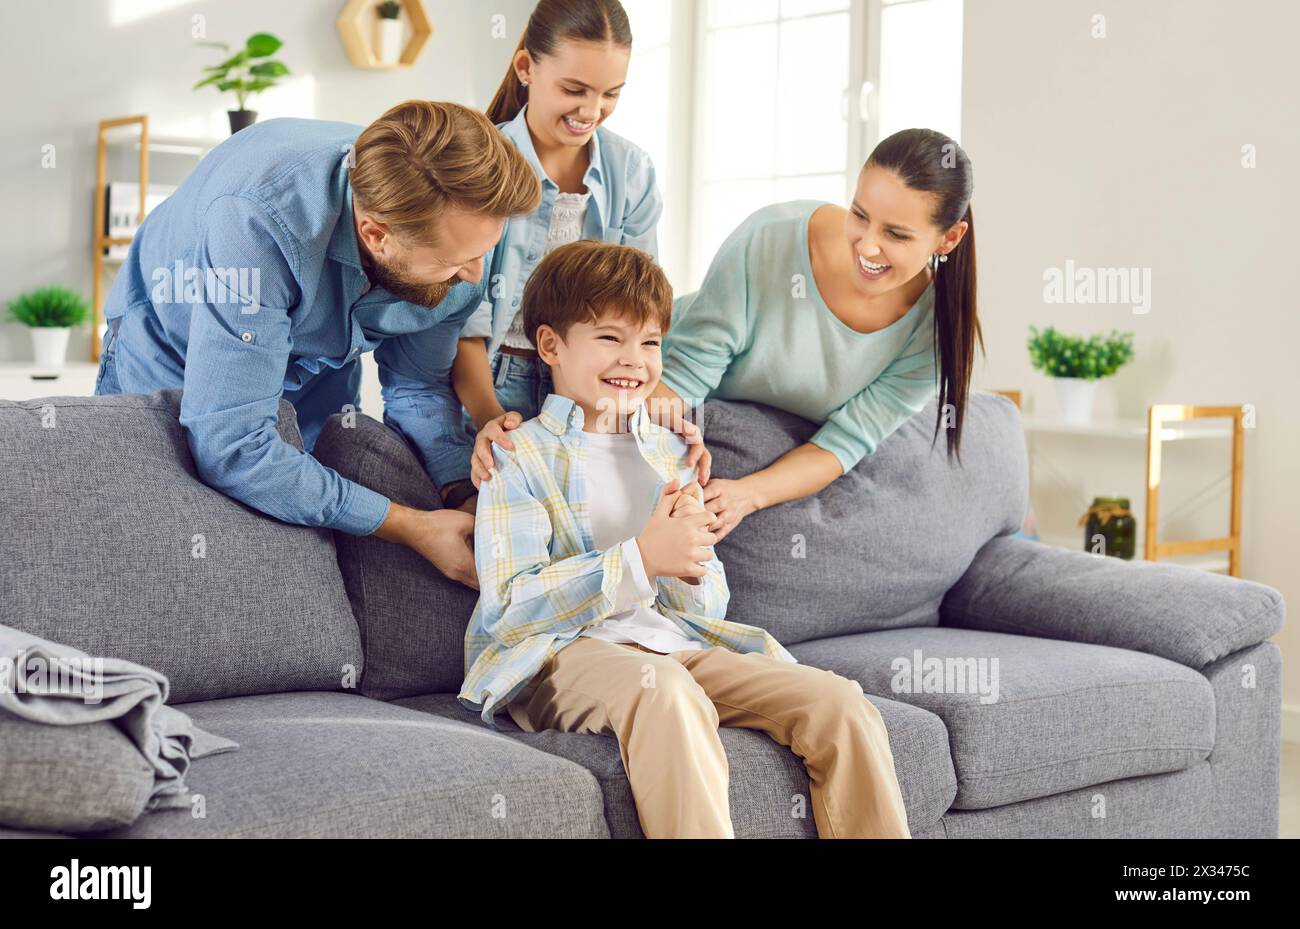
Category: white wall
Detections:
[
  {"x1": 962, "y1": 0, "x2": 1299, "y2": 719},
  {"x1": 0, "y1": 0, "x2": 534, "y2": 363}
]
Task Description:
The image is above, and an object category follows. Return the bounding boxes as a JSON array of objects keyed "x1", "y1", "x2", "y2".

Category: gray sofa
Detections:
[{"x1": 0, "y1": 388, "x2": 1284, "y2": 838}]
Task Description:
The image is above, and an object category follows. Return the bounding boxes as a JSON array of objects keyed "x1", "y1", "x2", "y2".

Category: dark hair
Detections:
[
  {"x1": 487, "y1": 0, "x2": 633, "y2": 125},
  {"x1": 522, "y1": 240, "x2": 672, "y2": 348},
  {"x1": 866, "y1": 128, "x2": 982, "y2": 464}
]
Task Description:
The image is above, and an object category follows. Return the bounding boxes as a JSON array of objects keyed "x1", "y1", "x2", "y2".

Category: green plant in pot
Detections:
[
  {"x1": 375, "y1": 1, "x2": 405, "y2": 66},
  {"x1": 194, "y1": 32, "x2": 290, "y2": 135},
  {"x1": 6, "y1": 286, "x2": 90, "y2": 373},
  {"x1": 1028, "y1": 325, "x2": 1135, "y2": 425}
]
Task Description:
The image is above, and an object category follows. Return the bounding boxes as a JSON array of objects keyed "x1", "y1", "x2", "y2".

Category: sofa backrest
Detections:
[
  {"x1": 311, "y1": 391, "x2": 1026, "y2": 698},
  {"x1": 704, "y1": 392, "x2": 1028, "y2": 644},
  {"x1": 311, "y1": 412, "x2": 476, "y2": 701},
  {"x1": 0, "y1": 390, "x2": 363, "y2": 703}
]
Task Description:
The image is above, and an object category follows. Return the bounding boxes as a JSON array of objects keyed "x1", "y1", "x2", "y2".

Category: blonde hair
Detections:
[
  {"x1": 350, "y1": 100, "x2": 541, "y2": 241},
  {"x1": 522, "y1": 240, "x2": 672, "y2": 346}
]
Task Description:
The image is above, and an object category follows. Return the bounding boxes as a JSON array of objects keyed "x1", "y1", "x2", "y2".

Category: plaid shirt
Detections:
[{"x1": 458, "y1": 393, "x2": 796, "y2": 729}]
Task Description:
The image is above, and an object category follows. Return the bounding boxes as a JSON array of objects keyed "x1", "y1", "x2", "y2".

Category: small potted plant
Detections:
[
  {"x1": 1028, "y1": 325, "x2": 1135, "y2": 425},
  {"x1": 194, "y1": 32, "x2": 290, "y2": 134},
  {"x1": 375, "y1": 1, "x2": 404, "y2": 65},
  {"x1": 6, "y1": 286, "x2": 90, "y2": 373}
]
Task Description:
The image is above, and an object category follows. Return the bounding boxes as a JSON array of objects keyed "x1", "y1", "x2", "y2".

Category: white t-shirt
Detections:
[{"x1": 578, "y1": 428, "x2": 707, "y2": 654}]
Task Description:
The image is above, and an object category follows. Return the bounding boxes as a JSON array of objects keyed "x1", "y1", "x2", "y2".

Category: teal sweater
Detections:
[{"x1": 661, "y1": 200, "x2": 940, "y2": 474}]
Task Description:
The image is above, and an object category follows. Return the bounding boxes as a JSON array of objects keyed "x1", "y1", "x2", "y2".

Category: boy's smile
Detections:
[{"x1": 536, "y1": 312, "x2": 663, "y2": 432}]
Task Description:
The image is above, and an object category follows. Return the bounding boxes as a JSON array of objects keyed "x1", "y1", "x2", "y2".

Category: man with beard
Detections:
[{"x1": 94, "y1": 100, "x2": 541, "y2": 589}]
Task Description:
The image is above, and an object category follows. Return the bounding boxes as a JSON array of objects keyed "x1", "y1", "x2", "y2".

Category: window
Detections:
[
  {"x1": 612, "y1": 0, "x2": 963, "y2": 293},
  {"x1": 874, "y1": 0, "x2": 963, "y2": 143}
]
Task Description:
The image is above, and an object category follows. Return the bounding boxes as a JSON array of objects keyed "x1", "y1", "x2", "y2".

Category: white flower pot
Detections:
[
  {"x1": 31, "y1": 327, "x2": 71, "y2": 372},
  {"x1": 375, "y1": 17, "x2": 403, "y2": 65},
  {"x1": 1054, "y1": 376, "x2": 1100, "y2": 425}
]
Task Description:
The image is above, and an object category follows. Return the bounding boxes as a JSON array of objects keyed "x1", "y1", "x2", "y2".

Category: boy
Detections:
[{"x1": 456, "y1": 240, "x2": 911, "y2": 839}]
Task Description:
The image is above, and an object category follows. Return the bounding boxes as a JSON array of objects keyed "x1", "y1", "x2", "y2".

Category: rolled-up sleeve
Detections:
[
  {"x1": 178, "y1": 194, "x2": 391, "y2": 536},
  {"x1": 378, "y1": 279, "x2": 487, "y2": 488}
]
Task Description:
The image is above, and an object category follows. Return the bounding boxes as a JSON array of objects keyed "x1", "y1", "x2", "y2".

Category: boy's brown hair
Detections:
[
  {"x1": 350, "y1": 100, "x2": 541, "y2": 241},
  {"x1": 521, "y1": 240, "x2": 673, "y2": 347}
]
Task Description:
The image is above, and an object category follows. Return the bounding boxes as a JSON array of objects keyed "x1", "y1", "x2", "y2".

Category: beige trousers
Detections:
[{"x1": 504, "y1": 636, "x2": 911, "y2": 839}]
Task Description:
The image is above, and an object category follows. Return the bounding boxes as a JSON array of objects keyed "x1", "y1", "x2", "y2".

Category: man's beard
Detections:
[{"x1": 360, "y1": 248, "x2": 453, "y2": 309}]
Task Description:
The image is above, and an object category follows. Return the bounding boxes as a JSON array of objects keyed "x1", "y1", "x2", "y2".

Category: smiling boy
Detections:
[{"x1": 456, "y1": 240, "x2": 912, "y2": 839}]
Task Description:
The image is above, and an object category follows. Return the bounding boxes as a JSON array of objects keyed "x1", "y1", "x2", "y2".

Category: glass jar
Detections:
[{"x1": 1081, "y1": 496, "x2": 1136, "y2": 559}]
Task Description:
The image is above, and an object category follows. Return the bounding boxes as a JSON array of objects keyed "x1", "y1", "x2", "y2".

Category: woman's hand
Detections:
[
  {"x1": 470, "y1": 411, "x2": 524, "y2": 489},
  {"x1": 701, "y1": 478, "x2": 761, "y2": 543}
]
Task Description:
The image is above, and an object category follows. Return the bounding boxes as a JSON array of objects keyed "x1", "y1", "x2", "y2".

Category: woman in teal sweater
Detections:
[
  {"x1": 469, "y1": 128, "x2": 981, "y2": 542},
  {"x1": 650, "y1": 128, "x2": 981, "y2": 540}
]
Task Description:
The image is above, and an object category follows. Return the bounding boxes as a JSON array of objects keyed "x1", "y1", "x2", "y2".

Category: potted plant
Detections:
[
  {"x1": 1027, "y1": 325, "x2": 1135, "y2": 425},
  {"x1": 6, "y1": 286, "x2": 90, "y2": 373},
  {"x1": 194, "y1": 33, "x2": 290, "y2": 135},
  {"x1": 375, "y1": 1, "x2": 404, "y2": 66}
]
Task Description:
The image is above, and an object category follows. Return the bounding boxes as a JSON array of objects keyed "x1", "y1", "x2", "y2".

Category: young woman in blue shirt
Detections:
[{"x1": 441, "y1": 0, "x2": 664, "y2": 511}]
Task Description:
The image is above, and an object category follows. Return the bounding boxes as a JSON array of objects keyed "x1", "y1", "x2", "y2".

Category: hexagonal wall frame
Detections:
[{"x1": 336, "y1": 0, "x2": 432, "y2": 70}]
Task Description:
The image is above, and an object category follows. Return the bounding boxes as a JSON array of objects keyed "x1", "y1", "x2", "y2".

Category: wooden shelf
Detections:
[
  {"x1": 336, "y1": 0, "x2": 432, "y2": 70},
  {"x1": 1023, "y1": 416, "x2": 1232, "y2": 442}
]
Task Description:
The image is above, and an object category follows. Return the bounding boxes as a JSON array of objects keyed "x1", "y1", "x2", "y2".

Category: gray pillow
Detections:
[
  {"x1": 311, "y1": 412, "x2": 476, "y2": 701},
  {"x1": 0, "y1": 710, "x2": 153, "y2": 833},
  {"x1": 0, "y1": 390, "x2": 363, "y2": 703},
  {"x1": 703, "y1": 393, "x2": 1028, "y2": 645}
]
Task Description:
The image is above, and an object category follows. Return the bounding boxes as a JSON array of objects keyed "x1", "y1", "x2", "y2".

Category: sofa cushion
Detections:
[
  {"x1": 310, "y1": 412, "x2": 476, "y2": 700},
  {"x1": 392, "y1": 691, "x2": 957, "y2": 837},
  {"x1": 0, "y1": 390, "x2": 362, "y2": 703},
  {"x1": 90, "y1": 692, "x2": 607, "y2": 838},
  {"x1": 0, "y1": 710, "x2": 153, "y2": 833},
  {"x1": 703, "y1": 392, "x2": 1028, "y2": 645},
  {"x1": 787, "y1": 626, "x2": 1215, "y2": 810}
]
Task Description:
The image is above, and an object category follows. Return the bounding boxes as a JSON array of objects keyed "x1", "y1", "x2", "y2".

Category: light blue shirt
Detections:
[
  {"x1": 461, "y1": 104, "x2": 663, "y2": 356},
  {"x1": 99, "y1": 117, "x2": 490, "y2": 535},
  {"x1": 661, "y1": 200, "x2": 940, "y2": 474}
]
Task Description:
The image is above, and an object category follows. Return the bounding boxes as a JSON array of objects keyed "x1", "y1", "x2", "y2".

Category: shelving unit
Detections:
[
  {"x1": 994, "y1": 390, "x2": 1248, "y2": 576},
  {"x1": 91, "y1": 117, "x2": 220, "y2": 361},
  {"x1": 92, "y1": 115, "x2": 148, "y2": 361}
]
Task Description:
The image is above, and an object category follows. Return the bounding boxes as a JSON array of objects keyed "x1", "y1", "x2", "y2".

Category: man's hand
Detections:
[
  {"x1": 636, "y1": 479, "x2": 716, "y2": 583},
  {"x1": 372, "y1": 501, "x2": 478, "y2": 590},
  {"x1": 470, "y1": 411, "x2": 524, "y2": 489}
]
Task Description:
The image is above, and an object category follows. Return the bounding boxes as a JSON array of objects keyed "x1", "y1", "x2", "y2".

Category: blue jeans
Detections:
[{"x1": 446, "y1": 352, "x2": 554, "y2": 479}]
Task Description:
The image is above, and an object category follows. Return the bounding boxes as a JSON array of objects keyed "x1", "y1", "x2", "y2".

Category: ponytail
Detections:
[
  {"x1": 485, "y1": 0, "x2": 633, "y2": 126},
  {"x1": 866, "y1": 128, "x2": 982, "y2": 466},
  {"x1": 931, "y1": 202, "x2": 983, "y2": 465}
]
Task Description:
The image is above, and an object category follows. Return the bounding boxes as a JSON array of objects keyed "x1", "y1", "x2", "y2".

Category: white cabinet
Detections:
[{"x1": 0, "y1": 363, "x2": 100, "y2": 401}]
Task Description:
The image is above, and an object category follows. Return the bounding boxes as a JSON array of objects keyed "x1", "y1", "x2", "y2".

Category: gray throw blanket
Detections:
[{"x1": 0, "y1": 624, "x2": 238, "y2": 812}]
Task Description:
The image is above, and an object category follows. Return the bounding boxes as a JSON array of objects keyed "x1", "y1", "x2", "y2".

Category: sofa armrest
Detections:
[{"x1": 940, "y1": 536, "x2": 1285, "y2": 669}]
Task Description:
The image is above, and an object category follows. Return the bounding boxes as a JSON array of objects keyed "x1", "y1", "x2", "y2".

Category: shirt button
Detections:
[{"x1": 240, "y1": 332, "x2": 253, "y2": 343}]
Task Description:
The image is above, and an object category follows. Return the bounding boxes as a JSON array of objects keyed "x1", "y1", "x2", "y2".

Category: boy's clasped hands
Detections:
[{"x1": 636, "y1": 478, "x2": 716, "y2": 587}]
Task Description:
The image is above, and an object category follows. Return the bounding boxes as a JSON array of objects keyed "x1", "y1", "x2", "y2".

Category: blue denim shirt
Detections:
[
  {"x1": 100, "y1": 117, "x2": 488, "y2": 535},
  {"x1": 461, "y1": 104, "x2": 663, "y2": 356}
]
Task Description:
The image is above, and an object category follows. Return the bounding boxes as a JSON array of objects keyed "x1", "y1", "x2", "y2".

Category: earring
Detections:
[
  {"x1": 520, "y1": 79, "x2": 529, "y2": 87},
  {"x1": 939, "y1": 253, "x2": 949, "y2": 263}
]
